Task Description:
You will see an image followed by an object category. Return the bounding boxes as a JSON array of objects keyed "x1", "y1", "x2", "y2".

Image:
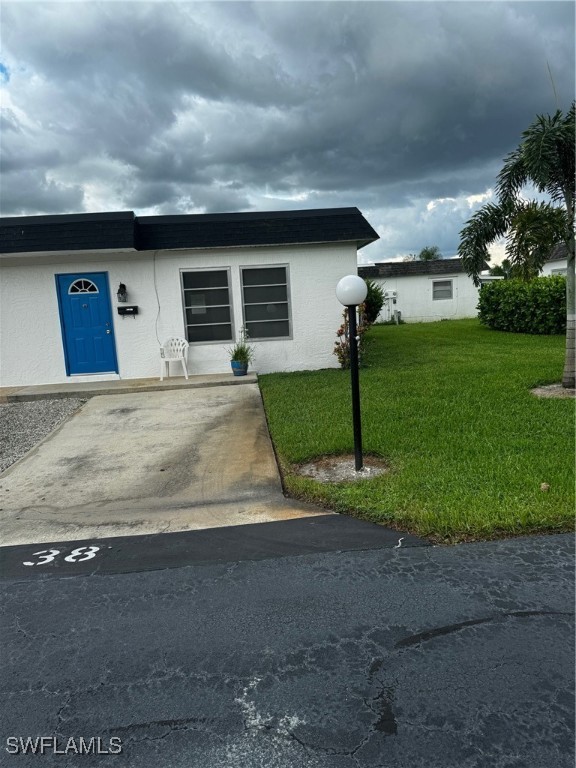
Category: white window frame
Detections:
[
  {"x1": 180, "y1": 267, "x2": 234, "y2": 345},
  {"x1": 240, "y1": 264, "x2": 292, "y2": 341},
  {"x1": 432, "y1": 279, "x2": 454, "y2": 301}
]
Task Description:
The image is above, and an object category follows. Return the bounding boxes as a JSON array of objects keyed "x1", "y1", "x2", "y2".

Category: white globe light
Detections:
[{"x1": 336, "y1": 275, "x2": 368, "y2": 306}]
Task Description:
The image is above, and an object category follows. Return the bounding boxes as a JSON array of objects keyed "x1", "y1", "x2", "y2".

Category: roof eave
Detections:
[
  {"x1": 0, "y1": 247, "x2": 137, "y2": 260},
  {"x1": 137, "y1": 237, "x2": 378, "y2": 253}
]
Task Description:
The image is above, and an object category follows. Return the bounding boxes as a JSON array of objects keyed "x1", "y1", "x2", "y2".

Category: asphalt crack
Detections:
[{"x1": 395, "y1": 610, "x2": 574, "y2": 649}]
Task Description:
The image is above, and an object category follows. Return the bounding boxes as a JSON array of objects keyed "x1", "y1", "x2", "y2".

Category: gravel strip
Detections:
[
  {"x1": 297, "y1": 453, "x2": 389, "y2": 483},
  {"x1": 531, "y1": 384, "x2": 576, "y2": 399},
  {"x1": 0, "y1": 398, "x2": 86, "y2": 473}
]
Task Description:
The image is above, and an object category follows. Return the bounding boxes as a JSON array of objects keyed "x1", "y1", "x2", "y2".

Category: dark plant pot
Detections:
[{"x1": 231, "y1": 361, "x2": 249, "y2": 376}]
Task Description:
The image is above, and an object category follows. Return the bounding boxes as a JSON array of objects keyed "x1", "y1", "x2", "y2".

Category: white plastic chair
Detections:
[{"x1": 160, "y1": 337, "x2": 189, "y2": 381}]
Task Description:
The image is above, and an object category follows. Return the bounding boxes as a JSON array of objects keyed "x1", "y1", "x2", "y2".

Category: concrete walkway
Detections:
[{"x1": 0, "y1": 382, "x2": 331, "y2": 546}]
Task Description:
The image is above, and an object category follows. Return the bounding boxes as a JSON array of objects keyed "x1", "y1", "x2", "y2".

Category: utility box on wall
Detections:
[{"x1": 117, "y1": 305, "x2": 139, "y2": 318}]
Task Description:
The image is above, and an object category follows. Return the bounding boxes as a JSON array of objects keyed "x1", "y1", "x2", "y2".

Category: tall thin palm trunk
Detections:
[{"x1": 562, "y1": 232, "x2": 575, "y2": 388}]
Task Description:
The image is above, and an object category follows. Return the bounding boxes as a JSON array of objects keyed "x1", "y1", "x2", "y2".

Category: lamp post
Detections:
[{"x1": 336, "y1": 275, "x2": 368, "y2": 472}]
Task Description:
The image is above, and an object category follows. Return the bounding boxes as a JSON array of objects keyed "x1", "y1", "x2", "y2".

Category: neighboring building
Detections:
[
  {"x1": 541, "y1": 243, "x2": 568, "y2": 276},
  {"x1": 358, "y1": 258, "x2": 487, "y2": 323},
  {"x1": 0, "y1": 208, "x2": 378, "y2": 387}
]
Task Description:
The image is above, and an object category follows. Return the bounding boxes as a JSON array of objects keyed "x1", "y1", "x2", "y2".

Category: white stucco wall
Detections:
[
  {"x1": 0, "y1": 242, "x2": 356, "y2": 386},
  {"x1": 541, "y1": 259, "x2": 568, "y2": 276},
  {"x1": 372, "y1": 272, "x2": 481, "y2": 323}
]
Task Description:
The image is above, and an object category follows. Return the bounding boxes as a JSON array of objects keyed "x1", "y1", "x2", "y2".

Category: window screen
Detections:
[
  {"x1": 432, "y1": 280, "x2": 453, "y2": 300},
  {"x1": 241, "y1": 266, "x2": 291, "y2": 339},
  {"x1": 181, "y1": 270, "x2": 233, "y2": 343}
]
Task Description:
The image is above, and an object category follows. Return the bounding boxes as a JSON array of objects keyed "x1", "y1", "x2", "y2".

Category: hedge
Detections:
[{"x1": 478, "y1": 276, "x2": 566, "y2": 334}]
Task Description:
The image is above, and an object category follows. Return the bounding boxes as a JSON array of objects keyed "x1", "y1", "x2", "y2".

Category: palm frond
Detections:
[
  {"x1": 495, "y1": 103, "x2": 575, "y2": 208},
  {"x1": 458, "y1": 202, "x2": 512, "y2": 285},
  {"x1": 496, "y1": 148, "x2": 527, "y2": 202},
  {"x1": 506, "y1": 202, "x2": 567, "y2": 279}
]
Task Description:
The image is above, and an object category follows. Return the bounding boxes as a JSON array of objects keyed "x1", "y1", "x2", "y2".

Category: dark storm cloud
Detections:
[
  {"x1": 131, "y1": 179, "x2": 251, "y2": 214},
  {"x1": 0, "y1": 1, "x2": 573, "y2": 259},
  {"x1": 2, "y1": 169, "x2": 84, "y2": 214}
]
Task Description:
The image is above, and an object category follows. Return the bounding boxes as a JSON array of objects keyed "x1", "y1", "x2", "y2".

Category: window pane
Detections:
[
  {"x1": 246, "y1": 319, "x2": 290, "y2": 338},
  {"x1": 186, "y1": 306, "x2": 231, "y2": 325},
  {"x1": 243, "y1": 267, "x2": 287, "y2": 287},
  {"x1": 182, "y1": 270, "x2": 232, "y2": 343},
  {"x1": 243, "y1": 285, "x2": 287, "y2": 304},
  {"x1": 184, "y1": 288, "x2": 230, "y2": 307},
  {"x1": 241, "y1": 266, "x2": 290, "y2": 338},
  {"x1": 187, "y1": 324, "x2": 232, "y2": 343},
  {"x1": 69, "y1": 279, "x2": 99, "y2": 294},
  {"x1": 245, "y1": 303, "x2": 289, "y2": 322},
  {"x1": 183, "y1": 271, "x2": 228, "y2": 290},
  {"x1": 433, "y1": 281, "x2": 453, "y2": 300}
]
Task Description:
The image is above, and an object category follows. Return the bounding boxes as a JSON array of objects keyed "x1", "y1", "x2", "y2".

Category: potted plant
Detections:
[{"x1": 227, "y1": 326, "x2": 255, "y2": 376}]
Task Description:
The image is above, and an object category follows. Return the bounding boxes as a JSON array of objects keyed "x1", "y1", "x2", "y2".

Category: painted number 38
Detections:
[{"x1": 23, "y1": 546, "x2": 100, "y2": 567}]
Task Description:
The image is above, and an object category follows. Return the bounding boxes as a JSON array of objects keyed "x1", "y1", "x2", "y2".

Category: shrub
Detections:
[
  {"x1": 333, "y1": 309, "x2": 369, "y2": 369},
  {"x1": 477, "y1": 276, "x2": 566, "y2": 334},
  {"x1": 361, "y1": 279, "x2": 386, "y2": 325},
  {"x1": 333, "y1": 278, "x2": 384, "y2": 368}
]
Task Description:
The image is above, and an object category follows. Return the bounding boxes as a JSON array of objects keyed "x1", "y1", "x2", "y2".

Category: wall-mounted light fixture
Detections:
[{"x1": 117, "y1": 283, "x2": 128, "y2": 303}]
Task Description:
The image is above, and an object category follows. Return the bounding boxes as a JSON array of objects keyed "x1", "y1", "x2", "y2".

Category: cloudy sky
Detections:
[{"x1": 0, "y1": 1, "x2": 574, "y2": 263}]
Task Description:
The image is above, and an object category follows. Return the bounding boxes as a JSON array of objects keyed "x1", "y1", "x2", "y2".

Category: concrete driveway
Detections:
[{"x1": 0, "y1": 385, "x2": 329, "y2": 546}]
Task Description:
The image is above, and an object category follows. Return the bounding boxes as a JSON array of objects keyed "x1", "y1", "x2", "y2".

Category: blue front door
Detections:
[{"x1": 57, "y1": 272, "x2": 118, "y2": 375}]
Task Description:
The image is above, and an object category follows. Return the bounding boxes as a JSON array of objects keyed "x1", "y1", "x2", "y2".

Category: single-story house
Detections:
[
  {"x1": 358, "y1": 257, "x2": 488, "y2": 323},
  {"x1": 541, "y1": 243, "x2": 568, "y2": 276},
  {"x1": 0, "y1": 208, "x2": 378, "y2": 387}
]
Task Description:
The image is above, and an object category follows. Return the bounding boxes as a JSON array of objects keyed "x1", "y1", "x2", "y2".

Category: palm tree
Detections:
[
  {"x1": 459, "y1": 103, "x2": 575, "y2": 387},
  {"x1": 489, "y1": 259, "x2": 513, "y2": 279}
]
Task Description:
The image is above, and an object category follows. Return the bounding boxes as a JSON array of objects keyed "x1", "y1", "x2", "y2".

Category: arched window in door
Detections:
[{"x1": 68, "y1": 279, "x2": 99, "y2": 294}]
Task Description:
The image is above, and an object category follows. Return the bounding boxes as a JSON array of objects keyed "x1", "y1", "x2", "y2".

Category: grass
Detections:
[{"x1": 259, "y1": 319, "x2": 574, "y2": 543}]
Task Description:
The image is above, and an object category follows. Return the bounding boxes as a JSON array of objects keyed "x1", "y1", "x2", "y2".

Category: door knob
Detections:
[{"x1": 106, "y1": 330, "x2": 111, "y2": 334}]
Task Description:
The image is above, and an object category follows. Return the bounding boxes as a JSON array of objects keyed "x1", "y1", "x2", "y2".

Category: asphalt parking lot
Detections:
[{"x1": 1, "y1": 531, "x2": 573, "y2": 767}]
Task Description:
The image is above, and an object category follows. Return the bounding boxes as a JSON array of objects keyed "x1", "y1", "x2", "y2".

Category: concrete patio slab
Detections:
[
  {"x1": 0, "y1": 385, "x2": 330, "y2": 546},
  {"x1": 0, "y1": 372, "x2": 257, "y2": 402}
]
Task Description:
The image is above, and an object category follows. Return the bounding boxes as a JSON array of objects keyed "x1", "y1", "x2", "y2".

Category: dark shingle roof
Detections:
[
  {"x1": 0, "y1": 208, "x2": 379, "y2": 255},
  {"x1": 0, "y1": 212, "x2": 135, "y2": 254},
  {"x1": 358, "y1": 257, "x2": 483, "y2": 279},
  {"x1": 547, "y1": 243, "x2": 568, "y2": 262},
  {"x1": 137, "y1": 208, "x2": 378, "y2": 250}
]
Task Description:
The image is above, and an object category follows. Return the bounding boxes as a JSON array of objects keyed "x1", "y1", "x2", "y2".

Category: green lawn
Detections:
[{"x1": 259, "y1": 319, "x2": 574, "y2": 543}]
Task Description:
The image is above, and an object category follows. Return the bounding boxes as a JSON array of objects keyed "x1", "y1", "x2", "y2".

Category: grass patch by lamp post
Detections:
[{"x1": 258, "y1": 319, "x2": 574, "y2": 543}]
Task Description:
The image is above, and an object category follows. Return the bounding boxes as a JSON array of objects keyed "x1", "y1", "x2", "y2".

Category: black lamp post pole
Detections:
[{"x1": 347, "y1": 304, "x2": 363, "y2": 471}]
